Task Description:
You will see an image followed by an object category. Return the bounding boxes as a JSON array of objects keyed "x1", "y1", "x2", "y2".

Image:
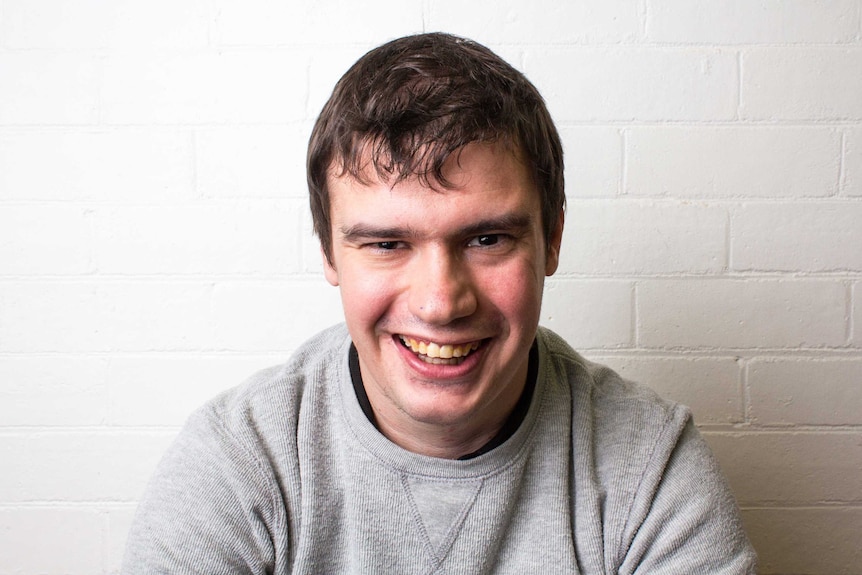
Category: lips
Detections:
[{"x1": 398, "y1": 335, "x2": 482, "y2": 365}]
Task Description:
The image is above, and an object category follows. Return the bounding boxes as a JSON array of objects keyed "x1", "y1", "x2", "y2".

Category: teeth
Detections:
[{"x1": 400, "y1": 337, "x2": 481, "y2": 362}]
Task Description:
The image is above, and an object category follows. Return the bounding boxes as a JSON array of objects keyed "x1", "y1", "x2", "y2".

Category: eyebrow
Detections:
[
  {"x1": 459, "y1": 213, "x2": 534, "y2": 237},
  {"x1": 339, "y1": 224, "x2": 418, "y2": 243},
  {"x1": 339, "y1": 213, "x2": 534, "y2": 243}
]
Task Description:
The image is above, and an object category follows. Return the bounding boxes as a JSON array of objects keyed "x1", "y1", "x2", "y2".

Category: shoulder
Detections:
[
  {"x1": 537, "y1": 327, "x2": 756, "y2": 572},
  {"x1": 196, "y1": 322, "x2": 351, "y2": 438},
  {"x1": 123, "y1": 324, "x2": 353, "y2": 571},
  {"x1": 537, "y1": 326, "x2": 691, "y2": 520},
  {"x1": 149, "y1": 322, "x2": 352, "y2": 512},
  {"x1": 537, "y1": 326, "x2": 687, "y2": 444}
]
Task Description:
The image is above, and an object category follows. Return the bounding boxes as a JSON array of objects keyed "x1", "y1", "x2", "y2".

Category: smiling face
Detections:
[{"x1": 324, "y1": 142, "x2": 563, "y2": 457}]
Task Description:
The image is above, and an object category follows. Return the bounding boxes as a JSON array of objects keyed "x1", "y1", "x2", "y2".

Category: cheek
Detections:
[
  {"x1": 338, "y1": 270, "x2": 400, "y2": 325},
  {"x1": 478, "y1": 260, "x2": 546, "y2": 321}
]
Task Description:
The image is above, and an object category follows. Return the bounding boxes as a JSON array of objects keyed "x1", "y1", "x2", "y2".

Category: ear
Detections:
[
  {"x1": 322, "y1": 246, "x2": 339, "y2": 286},
  {"x1": 544, "y1": 209, "x2": 564, "y2": 276}
]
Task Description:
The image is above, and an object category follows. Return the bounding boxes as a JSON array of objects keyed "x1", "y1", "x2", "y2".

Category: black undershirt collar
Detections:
[{"x1": 349, "y1": 340, "x2": 539, "y2": 460}]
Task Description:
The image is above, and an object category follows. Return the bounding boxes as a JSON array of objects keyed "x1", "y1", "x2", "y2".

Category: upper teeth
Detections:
[{"x1": 400, "y1": 337, "x2": 480, "y2": 359}]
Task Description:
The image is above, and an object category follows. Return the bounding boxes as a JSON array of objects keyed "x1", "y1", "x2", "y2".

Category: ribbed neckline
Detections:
[{"x1": 334, "y1": 328, "x2": 549, "y2": 479}]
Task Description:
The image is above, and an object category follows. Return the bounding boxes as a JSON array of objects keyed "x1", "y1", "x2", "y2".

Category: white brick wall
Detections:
[
  {"x1": 637, "y1": 279, "x2": 848, "y2": 348},
  {"x1": 526, "y1": 47, "x2": 739, "y2": 122},
  {"x1": 1, "y1": 1, "x2": 860, "y2": 573},
  {"x1": 626, "y1": 127, "x2": 842, "y2": 198},
  {"x1": 0, "y1": 53, "x2": 100, "y2": 124},
  {"x1": 733, "y1": 203, "x2": 862, "y2": 271},
  {"x1": 741, "y1": 49, "x2": 862, "y2": 120},
  {"x1": 558, "y1": 200, "x2": 727, "y2": 274},
  {"x1": 748, "y1": 359, "x2": 862, "y2": 425},
  {"x1": 644, "y1": 0, "x2": 860, "y2": 44},
  {"x1": 845, "y1": 127, "x2": 862, "y2": 195},
  {"x1": 428, "y1": 0, "x2": 642, "y2": 44},
  {"x1": 0, "y1": 129, "x2": 195, "y2": 201}
]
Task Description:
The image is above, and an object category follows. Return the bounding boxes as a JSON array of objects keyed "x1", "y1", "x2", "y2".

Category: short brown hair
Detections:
[{"x1": 307, "y1": 32, "x2": 564, "y2": 264}]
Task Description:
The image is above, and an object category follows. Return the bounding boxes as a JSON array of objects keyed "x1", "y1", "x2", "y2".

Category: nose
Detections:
[{"x1": 408, "y1": 247, "x2": 477, "y2": 326}]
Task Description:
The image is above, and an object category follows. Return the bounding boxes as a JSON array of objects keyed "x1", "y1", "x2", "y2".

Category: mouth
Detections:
[{"x1": 398, "y1": 335, "x2": 483, "y2": 366}]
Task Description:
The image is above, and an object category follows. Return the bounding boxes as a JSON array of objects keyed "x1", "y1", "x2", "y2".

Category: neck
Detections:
[
  {"x1": 374, "y1": 409, "x2": 512, "y2": 459},
  {"x1": 363, "y1": 361, "x2": 531, "y2": 460},
  {"x1": 348, "y1": 341, "x2": 537, "y2": 460}
]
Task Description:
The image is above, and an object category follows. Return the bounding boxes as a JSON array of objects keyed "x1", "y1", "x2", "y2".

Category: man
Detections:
[{"x1": 123, "y1": 33, "x2": 756, "y2": 573}]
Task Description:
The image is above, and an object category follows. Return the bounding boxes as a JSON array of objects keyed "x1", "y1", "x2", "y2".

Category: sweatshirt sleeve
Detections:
[
  {"x1": 618, "y1": 415, "x2": 757, "y2": 574},
  {"x1": 121, "y1": 406, "x2": 284, "y2": 575}
]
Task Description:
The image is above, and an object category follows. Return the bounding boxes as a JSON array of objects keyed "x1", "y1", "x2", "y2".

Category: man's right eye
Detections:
[{"x1": 373, "y1": 241, "x2": 401, "y2": 250}]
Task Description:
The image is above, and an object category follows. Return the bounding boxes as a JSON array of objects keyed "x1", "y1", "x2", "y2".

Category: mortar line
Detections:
[{"x1": 837, "y1": 129, "x2": 847, "y2": 197}]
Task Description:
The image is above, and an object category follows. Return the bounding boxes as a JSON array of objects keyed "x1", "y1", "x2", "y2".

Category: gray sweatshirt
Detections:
[{"x1": 122, "y1": 324, "x2": 756, "y2": 574}]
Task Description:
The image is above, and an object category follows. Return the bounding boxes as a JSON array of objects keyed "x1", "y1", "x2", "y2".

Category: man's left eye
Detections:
[
  {"x1": 469, "y1": 234, "x2": 501, "y2": 247},
  {"x1": 375, "y1": 241, "x2": 400, "y2": 250}
]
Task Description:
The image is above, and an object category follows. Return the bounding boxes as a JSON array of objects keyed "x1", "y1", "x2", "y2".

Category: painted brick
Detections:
[
  {"x1": 557, "y1": 200, "x2": 726, "y2": 275},
  {"x1": 100, "y1": 50, "x2": 307, "y2": 125},
  {"x1": 638, "y1": 279, "x2": 847, "y2": 349},
  {"x1": 524, "y1": 48, "x2": 737, "y2": 122},
  {"x1": 212, "y1": 0, "x2": 423, "y2": 46},
  {"x1": 540, "y1": 280, "x2": 633, "y2": 350},
  {"x1": 856, "y1": 282, "x2": 862, "y2": 347},
  {"x1": 741, "y1": 48, "x2": 862, "y2": 120},
  {"x1": 107, "y1": 354, "x2": 284, "y2": 426},
  {"x1": 646, "y1": 0, "x2": 860, "y2": 44},
  {"x1": 742, "y1": 507, "x2": 862, "y2": 574},
  {"x1": 705, "y1": 432, "x2": 862, "y2": 505},
  {"x1": 626, "y1": 127, "x2": 840, "y2": 198},
  {"x1": 196, "y1": 124, "x2": 310, "y2": 199},
  {"x1": 0, "y1": 431, "x2": 176, "y2": 502},
  {"x1": 749, "y1": 359, "x2": 862, "y2": 426},
  {"x1": 0, "y1": 282, "x2": 213, "y2": 352},
  {"x1": 0, "y1": 507, "x2": 104, "y2": 574},
  {"x1": 0, "y1": 53, "x2": 99, "y2": 125},
  {"x1": 0, "y1": 128, "x2": 194, "y2": 202},
  {"x1": 212, "y1": 280, "x2": 345, "y2": 352},
  {"x1": 0, "y1": 0, "x2": 210, "y2": 50},
  {"x1": 844, "y1": 127, "x2": 862, "y2": 197},
  {"x1": 558, "y1": 126, "x2": 621, "y2": 198},
  {"x1": 92, "y1": 202, "x2": 300, "y2": 275},
  {"x1": 733, "y1": 202, "x2": 862, "y2": 272},
  {"x1": 0, "y1": 356, "x2": 108, "y2": 426},
  {"x1": 429, "y1": 0, "x2": 641, "y2": 44},
  {"x1": 0, "y1": 205, "x2": 92, "y2": 275},
  {"x1": 589, "y1": 356, "x2": 743, "y2": 424},
  {"x1": 106, "y1": 506, "x2": 138, "y2": 573}
]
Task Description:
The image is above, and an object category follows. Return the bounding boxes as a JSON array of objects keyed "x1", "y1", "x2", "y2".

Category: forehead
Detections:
[{"x1": 326, "y1": 143, "x2": 539, "y2": 225}]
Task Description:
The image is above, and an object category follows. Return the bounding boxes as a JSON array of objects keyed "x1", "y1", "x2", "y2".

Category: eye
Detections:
[
  {"x1": 365, "y1": 240, "x2": 408, "y2": 252},
  {"x1": 375, "y1": 241, "x2": 400, "y2": 250},
  {"x1": 468, "y1": 234, "x2": 502, "y2": 247}
]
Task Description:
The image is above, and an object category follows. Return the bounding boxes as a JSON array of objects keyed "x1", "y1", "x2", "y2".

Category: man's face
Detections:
[{"x1": 324, "y1": 142, "x2": 562, "y2": 449}]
